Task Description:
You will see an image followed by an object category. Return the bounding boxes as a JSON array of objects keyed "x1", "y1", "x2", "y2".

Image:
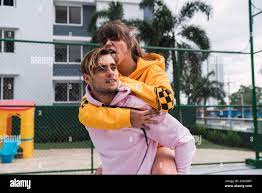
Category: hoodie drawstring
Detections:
[{"x1": 140, "y1": 128, "x2": 149, "y2": 146}]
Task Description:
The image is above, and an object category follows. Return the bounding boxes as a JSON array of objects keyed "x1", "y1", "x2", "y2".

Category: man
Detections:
[{"x1": 80, "y1": 48, "x2": 196, "y2": 174}]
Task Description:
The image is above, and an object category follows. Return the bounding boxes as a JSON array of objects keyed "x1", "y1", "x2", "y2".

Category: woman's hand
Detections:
[{"x1": 130, "y1": 108, "x2": 160, "y2": 129}]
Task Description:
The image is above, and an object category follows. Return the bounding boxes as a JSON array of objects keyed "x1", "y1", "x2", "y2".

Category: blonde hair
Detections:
[
  {"x1": 80, "y1": 48, "x2": 112, "y2": 75},
  {"x1": 97, "y1": 20, "x2": 144, "y2": 62}
]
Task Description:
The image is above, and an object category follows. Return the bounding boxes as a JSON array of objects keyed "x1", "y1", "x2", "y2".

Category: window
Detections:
[
  {"x1": 69, "y1": 45, "x2": 81, "y2": 62},
  {"x1": 0, "y1": 77, "x2": 14, "y2": 100},
  {"x1": 0, "y1": 0, "x2": 14, "y2": 6},
  {"x1": 55, "y1": 83, "x2": 67, "y2": 101},
  {"x1": 55, "y1": 44, "x2": 82, "y2": 63},
  {"x1": 69, "y1": 83, "x2": 80, "y2": 101},
  {"x1": 55, "y1": 45, "x2": 67, "y2": 62},
  {"x1": 4, "y1": 30, "x2": 14, "y2": 52},
  {"x1": 55, "y1": 82, "x2": 82, "y2": 102},
  {"x1": 69, "y1": 7, "x2": 81, "y2": 24},
  {"x1": 55, "y1": 6, "x2": 67, "y2": 23},
  {"x1": 55, "y1": 5, "x2": 82, "y2": 25},
  {"x1": 0, "y1": 29, "x2": 15, "y2": 53},
  {"x1": 4, "y1": 0, "x2": 14, "y2": 6}
]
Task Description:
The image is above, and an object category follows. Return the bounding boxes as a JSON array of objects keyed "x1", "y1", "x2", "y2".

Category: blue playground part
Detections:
[{"x1": 0, "y1": 141, "x2": 19, "y2": 163}]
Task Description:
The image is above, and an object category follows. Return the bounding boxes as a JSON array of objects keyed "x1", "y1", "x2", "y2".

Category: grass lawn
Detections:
[
  {"x1": 34, "y1": 138, "x2": 252, "y2": 151},
  {"x1": 35, "y1": 140, "x2": 93, "y2": 149},
  {"x1": 197, "y1": 138, "x2": 252, "y2": 151}
]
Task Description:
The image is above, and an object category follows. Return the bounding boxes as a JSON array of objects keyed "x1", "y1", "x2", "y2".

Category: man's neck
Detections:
[{"x1": 91, "y1": 89, "x2": 116, "y2": 105}]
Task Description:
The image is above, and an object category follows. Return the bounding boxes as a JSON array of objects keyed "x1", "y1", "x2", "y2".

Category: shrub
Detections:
[
  {"x1": 192, "y1": 124, "x2": 208, "y2": 138},
  {"x1": 224, "y1": 130, "x2": 242, "y2": 147},
  {"x1": 206, "y1": 130, "x2": 225, "y2": 145},
  {"x1": 191, "y1": 125, "x2": 245, "y2": 148}
]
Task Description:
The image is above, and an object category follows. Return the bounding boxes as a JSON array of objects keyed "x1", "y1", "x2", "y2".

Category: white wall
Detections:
[
  {"x1": 0, "y1": 0, "x2": 54, "y2": 105},
  {"x1": 0, "y1": 0, "x2": 143, "y2": 105}
]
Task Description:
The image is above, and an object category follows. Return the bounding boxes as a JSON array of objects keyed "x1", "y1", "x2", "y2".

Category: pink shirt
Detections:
[{"x1": 85, "y1": 85, "x2": 196, "y2": 174}]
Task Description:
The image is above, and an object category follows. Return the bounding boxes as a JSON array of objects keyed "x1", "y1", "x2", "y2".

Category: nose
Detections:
[
  {"x1": 104, "y1": 39, "x2": 113, "y2": 48},
  {"x1": 106, "y1": 67, "x2": 115, "y2": 77}
]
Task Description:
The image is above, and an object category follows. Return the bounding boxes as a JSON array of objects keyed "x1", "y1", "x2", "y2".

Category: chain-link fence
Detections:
[
  {"x1": 0, "y1": 39, "x2": 98, "y2": 174},
  {"x1": 0, "y1": 38, "x2": 261, "y2": 174}
]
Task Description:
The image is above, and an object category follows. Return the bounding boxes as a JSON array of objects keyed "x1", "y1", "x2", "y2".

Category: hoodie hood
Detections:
[
  {"x1": 85, "y1": 84, "x2": 131, "y2": 107},
  {"x1": 128, "y1": 53, "x2": 165, "y2": 80}
]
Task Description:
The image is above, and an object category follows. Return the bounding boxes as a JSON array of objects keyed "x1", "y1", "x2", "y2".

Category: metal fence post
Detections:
[
  {"x1": 245, "y1": 0, "x2": 262, "y2": 168},
  {"x1": 176, "y1": 51, "x2": 182, "y2": 122}
]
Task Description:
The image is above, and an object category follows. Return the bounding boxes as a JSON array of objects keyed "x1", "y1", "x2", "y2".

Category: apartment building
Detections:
[{"x1": 0, "y1": 0, "x2": 146, "y2": 105}]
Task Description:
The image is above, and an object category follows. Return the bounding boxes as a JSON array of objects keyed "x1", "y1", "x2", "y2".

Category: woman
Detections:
[{"x1": 79, "y1": 20, "x2": 177, "y2": 174}]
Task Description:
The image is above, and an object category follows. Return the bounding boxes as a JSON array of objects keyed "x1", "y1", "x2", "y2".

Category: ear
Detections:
[{"x1": 83, "y1": 73, "x2": 91, "y2": 85}]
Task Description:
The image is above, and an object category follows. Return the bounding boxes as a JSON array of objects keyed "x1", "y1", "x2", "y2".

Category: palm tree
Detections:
[
  {"x1": 190, "y1": 71, "x2": 225, "y2": 122},
  {"x1": 88, "y1": 0, "x2": 213, "y2": 106},
  {"x1": 129, "y1": 0, "x2": 212, "y2": 104},
  {"x1": 180, "y1": 66, "x2": 198, "y2": 104},
  {"x1": 192, "y1": 71, "x2": 225, "y2": 105},
  {"x1": 88, "y1": 1, "x2": 124, "y2": 35}
]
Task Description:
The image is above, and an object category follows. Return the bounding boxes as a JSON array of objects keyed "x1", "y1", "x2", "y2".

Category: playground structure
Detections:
[{"x1": 0, "y1": 100, "x2": 35, "y2": 163}]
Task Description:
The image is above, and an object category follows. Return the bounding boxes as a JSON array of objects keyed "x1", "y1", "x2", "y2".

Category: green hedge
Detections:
[{"x1": 191, "y1": 124, "x2": 254, "y2": 149}]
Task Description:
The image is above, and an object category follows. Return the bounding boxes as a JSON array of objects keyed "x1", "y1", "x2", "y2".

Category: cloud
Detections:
[{"x1": 164, "y1": 0, "x2": 262, "y2": 91}]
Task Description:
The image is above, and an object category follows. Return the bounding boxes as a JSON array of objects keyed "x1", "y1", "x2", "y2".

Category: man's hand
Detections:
[{"x1": 130, "y1": 108, "x2": 160, "y2": 129}]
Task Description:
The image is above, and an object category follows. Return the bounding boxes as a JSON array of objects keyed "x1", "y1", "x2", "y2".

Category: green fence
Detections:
[{"x1": 0, "y1": 22, "x2": 262, "y2": 174}]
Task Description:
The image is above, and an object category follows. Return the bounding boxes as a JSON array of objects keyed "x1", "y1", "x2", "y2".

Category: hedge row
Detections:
[{"x1": 190, "y1": 124, "x2": 261, "y2": 149}]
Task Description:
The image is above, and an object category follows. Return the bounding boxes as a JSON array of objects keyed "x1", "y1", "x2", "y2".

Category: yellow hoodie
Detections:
[{"x1": 79, "y1": 53, "x2": 175, "y2": 130}]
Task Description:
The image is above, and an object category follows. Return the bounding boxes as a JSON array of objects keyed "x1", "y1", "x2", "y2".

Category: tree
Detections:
[
  {"x1": 190, "y1": 71, "x2": 225, "y2": 122},
  {"x1": 88, "y1": 0, "x2": 213, "y2": 105},
  {"x1": 230, "y1": 85, "x2": 262, "y2": 105},
  {"x1": 180, "y1": 64, "x2": 197, "y2": 104},
  {"x1": 190, "y1": 71, "x2": 225, "y2": 105},
  {"x1": 129, "y1": 0, "x2": 212, "y2": 104},
  {"x1": 88, "y1": 1, "x2": 124, "y2": 35}
]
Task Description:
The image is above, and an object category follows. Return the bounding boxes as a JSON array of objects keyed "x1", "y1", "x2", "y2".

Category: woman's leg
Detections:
[{"x1": 151, "y1": 146, "x2": 177, "y2": 175}]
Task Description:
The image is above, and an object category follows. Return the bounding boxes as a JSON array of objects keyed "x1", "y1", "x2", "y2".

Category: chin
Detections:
[
  {"x1": 103, "y1": 85, "x2": 118, "y2": 92},
  {"x1": 109, "y1": 86, "x2": 118, "y2": 92},
  {"x1": 103, "y1": 82, "x2": 119, "y2": 92}
]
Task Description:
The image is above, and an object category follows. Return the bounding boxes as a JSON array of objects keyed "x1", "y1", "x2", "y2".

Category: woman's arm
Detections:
[
  {"x1": 120, "y1": 64, "x2": 175, "y2": 112},
  {"x1": 78, "y1": 96, "x2": 158, "y2": 130},
  {"x1": 79, "y1": 96, "x2": 131, "y2": 130}
]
